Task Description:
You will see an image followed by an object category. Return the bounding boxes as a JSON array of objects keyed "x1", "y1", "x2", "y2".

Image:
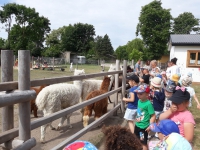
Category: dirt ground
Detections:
[{"x1": 0, "y1": 94, "x2": 127, "y2": 150}]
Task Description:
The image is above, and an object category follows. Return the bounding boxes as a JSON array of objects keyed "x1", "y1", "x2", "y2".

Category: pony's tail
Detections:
[{"x1": 35, "y1": 88, "x2": 49, "y2": 110}]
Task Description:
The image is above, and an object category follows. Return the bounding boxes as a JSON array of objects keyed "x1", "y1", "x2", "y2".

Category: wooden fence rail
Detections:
[{"x1": 0, "y1": 49, "x2": 128, "y2": 149}]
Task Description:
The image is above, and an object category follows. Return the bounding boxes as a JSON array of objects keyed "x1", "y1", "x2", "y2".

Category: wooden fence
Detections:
[{"x1": 0, "y1": 50, "x2": 128, "y2": 150}]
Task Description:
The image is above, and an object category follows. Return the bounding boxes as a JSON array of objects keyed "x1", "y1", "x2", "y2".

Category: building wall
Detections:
[{"x1": 170, "y1": 46, "x2": 200, "y2": 82}]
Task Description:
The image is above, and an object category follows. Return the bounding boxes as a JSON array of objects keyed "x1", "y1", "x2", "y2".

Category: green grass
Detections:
[{"x1": 189, "y1": 85, "x2": 200, "y2": 150}]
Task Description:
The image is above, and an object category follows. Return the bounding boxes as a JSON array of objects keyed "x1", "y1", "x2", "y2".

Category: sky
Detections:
[{"x1": 0, "y1": 0, "x2": 200, "y2": 50}]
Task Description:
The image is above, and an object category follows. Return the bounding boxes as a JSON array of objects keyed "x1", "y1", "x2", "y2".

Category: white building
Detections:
[{"x1": 168, "y1": 34, "x2": 200, "y2": 83}]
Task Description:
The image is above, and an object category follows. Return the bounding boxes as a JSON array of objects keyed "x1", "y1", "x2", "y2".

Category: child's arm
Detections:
[
  {"x1": 145, "y1": 114, "x2": 156, "y2": 132},
  {"x1": 184, "y1": 123, "x2": 194, "y2": 143},
  {"x1": 123, "y1": 92, "x2": 135, "y2": 102},
  {"x1": 159, "y1": 103, "x2": 177, "y2": 120},
  {"x1": 193, "y1": 94, "x2": 200, "y2": 109}
]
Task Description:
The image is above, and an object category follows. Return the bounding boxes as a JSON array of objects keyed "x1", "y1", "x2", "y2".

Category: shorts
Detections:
[
  {"x1": 134, "y1": 125, "x2": 148, "y2": 145},
  {"x1": 124, "y1": 108, "x2": 137, "y2": 121},
  {"x1": 155, "y1": 111, "x2": 162, "y2": 120}
]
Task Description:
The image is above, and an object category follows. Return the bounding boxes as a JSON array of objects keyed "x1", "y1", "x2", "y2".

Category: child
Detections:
[
  {"x1": 135, "y1": 84, "x2": 156, "y2": 150},
  {"x1": 139, "y1": 66, "x2": 150, "y2": 85},
  {"x1": 168, "y1": 74, "x2": 180, "y2": 86},
  {"x1": 161, "y1": 71, "x2": 167, "y2": 87},
  {"x1": 123, "y1": 74, "x2": 139, "y2": 133},
  {"x1": 102, "y1": 125, "x2": 142, "y2": 150},
  {"x1": 150, "y1": 77, "x2": 165, "y2": 121},
  {"x1": 159, "y1": 88, "x2": 195, "y2": 143},
  {"x1": 163, "y1": 84, "x2": 175, "y2": 111},
  {"x1": 149, "y1": 119, "x2": 192, "y2": 150},
  {"x1": 181, "y1": 77, "x2": 200, "y2": 109}
]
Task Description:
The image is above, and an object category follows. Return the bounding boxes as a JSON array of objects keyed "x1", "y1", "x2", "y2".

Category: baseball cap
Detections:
[
  {"x1": 150, "y1": 119, "x2": 180, "y2": 136},
  {"x1": 63, "y1": 141, "x2": 98, "y2": 150},
  {"x1": 135, "y1": 84, "x2": 150, "y2": 93},
  {"x1": 126, "y1": 74, "x2": 139, "y2": 83},
  {"x1": 169, "y1": 89, "x2": 190, "y2": 104},
  {"x1": 165, "y1": 85, "x2": 175, "y2": 93}
]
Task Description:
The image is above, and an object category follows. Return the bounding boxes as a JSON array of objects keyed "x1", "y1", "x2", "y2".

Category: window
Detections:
[{"x1": 187, "y1": 50, "x2": 200, "y2": 67}]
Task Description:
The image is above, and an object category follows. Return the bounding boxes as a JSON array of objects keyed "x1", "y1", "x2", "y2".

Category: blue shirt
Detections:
[
  {"x1": 134, "y1": 63, "x2": 140, "y2": 73},
  {"x1": 127, "y1": 86, "x2": 139, "y2": 109}
]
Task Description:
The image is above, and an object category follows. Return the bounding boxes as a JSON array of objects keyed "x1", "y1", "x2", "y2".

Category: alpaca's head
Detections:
[
  {"x1": 74, "y1": 69, "x2": 85, "y2": 76},
  {"x1": 100, "y1": 76, "x2": 111, "y2": 90}
]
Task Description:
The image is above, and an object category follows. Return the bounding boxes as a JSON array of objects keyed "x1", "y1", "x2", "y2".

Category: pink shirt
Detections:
[{"x1": 169, "y1": 110, "x2": 195, "y2": 137}]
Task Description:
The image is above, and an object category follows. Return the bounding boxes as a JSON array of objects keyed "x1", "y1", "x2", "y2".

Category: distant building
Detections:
[{"x1": 168, "y1": 34, "x2": 200, "y2": 83}]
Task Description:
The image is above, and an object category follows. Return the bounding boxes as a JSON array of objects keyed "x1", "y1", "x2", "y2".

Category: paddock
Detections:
[{"x1": 0, "y1": 50, "x2": 128, "y2": 150}]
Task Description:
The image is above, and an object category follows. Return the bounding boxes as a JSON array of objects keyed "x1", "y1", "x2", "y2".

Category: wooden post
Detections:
[
  {"x1": 113, "y1": 60, "x2": 119, "y2": 116},
  {"x1": 53, "y1": 57, "x2": 55, "y2": 70},
  {"x1": 1, "y1": 50, "x2": 14, "y2": 148},
  {"x1": 18, "y1": 50, "x2": 31, "y2": 141},
  {"x1": 121, "y1": 60, "x2": 127, "y2": 113}
]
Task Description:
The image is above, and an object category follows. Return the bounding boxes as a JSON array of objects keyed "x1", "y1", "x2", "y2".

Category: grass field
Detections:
[{"x1": 0, "y1": 64, "x2": 200, "y2": 149}]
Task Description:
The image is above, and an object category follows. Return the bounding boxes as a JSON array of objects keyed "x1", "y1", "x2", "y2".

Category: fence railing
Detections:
[{"x1": 0, "y1": 50, "x2": 128, "y2": 150}]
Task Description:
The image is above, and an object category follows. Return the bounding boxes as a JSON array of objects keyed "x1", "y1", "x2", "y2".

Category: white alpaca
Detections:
[
  {"x1": 36, "y1": 69, "x2": 85, "y2": 143},
  {"x1": 70, "y1": 62, "x2": 73, "y2": 72}
]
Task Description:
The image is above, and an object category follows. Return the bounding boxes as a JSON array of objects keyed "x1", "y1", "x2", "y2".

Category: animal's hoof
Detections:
[
  {"x1": 40, "y1": 139, "x2": 46, "y2": 144},
  {"x1": 51, "y1": 127, "x2": 56, "y2": 130}
]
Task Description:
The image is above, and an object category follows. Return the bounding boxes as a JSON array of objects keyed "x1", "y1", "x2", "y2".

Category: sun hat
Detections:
[
  {"x1": 169, "y1": 88, "x2": 190, "y2": 104},
  {"x1": 155, "y1": 67, "x2": 160, "y2": 72},
  {"x1": 165, "y1": 84, "x2": 175, "y2": 93},
  {"x1": 63, "y1": 141, "x2": 98, "y2": 150},
  {"x1": 181, "y1": 77, "x2": 192, "y2": 87},
  {"x1": 126, "y1": 74, "x2": 139, "y2": 83},
  {"x1": 141, "y1": 66, "x2": 150, "y2": 71},
  {"x1": 150, "y1": 119, "x2": 179, "y2": 136},
  {"x1": 135, "y1": 84, "x2": 150, "y2": 93},
  {"x1": 151, "y1": 77, "x2": 162, "y2": 88},
  {"x1": 171, "y1": 74, "x2": 180, "y2": 82}
]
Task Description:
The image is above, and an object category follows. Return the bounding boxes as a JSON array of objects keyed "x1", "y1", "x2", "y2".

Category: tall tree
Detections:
[
  {"x1": 61, "y1": 23, "x2": 95, "y2": 55},
  {"x1": 94, "y1": 34, "x2": 114, "y2": 60},
  {"x1": 136, "y1": 0, "x2": 171, "y2": 60},
  {"x1": 0, "y1": 3, "x2": 18, "y2": 49},
  {"x1": 44, "y1": 27, "x2": 65, "y2": 57},
  {"x1": 0, "y1": 38, "x2": 6, "y2": 49},
  {"x1": 115, "y1": 45, "x2": 128, "y2": 61},
  {"x1": 172, "y1": 12, "x2": 200, "y2": 34},
  {"x1": 0, "y1": 3, "x2": 51, "y2": 55}
]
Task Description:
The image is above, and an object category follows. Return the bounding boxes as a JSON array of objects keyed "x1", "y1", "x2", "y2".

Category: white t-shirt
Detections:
[
  {"x1": 186, "y1": 86, "x2": 195, "y2": 107},
  {"x1": 169, "y1": 65, "x2": 180, "y2": 78}
]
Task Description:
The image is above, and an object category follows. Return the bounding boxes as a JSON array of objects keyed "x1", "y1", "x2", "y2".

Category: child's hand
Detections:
[
  {"x1": 145, "y1": 126, "x2": 151, "y2": 133},
  {"x1": 170, "y1": 103, "x2": 178, "y2": 113},
  {"x1": 197, "y1": 104, "x2": 200, "y2": 110}
]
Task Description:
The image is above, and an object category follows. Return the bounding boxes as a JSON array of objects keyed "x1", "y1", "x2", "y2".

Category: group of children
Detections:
[{"x1": 122, "y1": 69, "x2": 199, "y2": 150}]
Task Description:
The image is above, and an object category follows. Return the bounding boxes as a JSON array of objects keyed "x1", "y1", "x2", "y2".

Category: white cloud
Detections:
[{"x1": 0, "y1": 0, "x2": 200, "y2": 49}]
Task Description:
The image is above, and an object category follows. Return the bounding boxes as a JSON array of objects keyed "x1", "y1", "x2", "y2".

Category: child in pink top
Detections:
[{"x1": 159, "y1": 87, "x2": 195, "y2": 144}]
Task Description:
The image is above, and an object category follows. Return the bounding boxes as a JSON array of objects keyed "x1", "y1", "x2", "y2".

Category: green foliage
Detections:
[
  {"x1": 60, "y1": 23, "x2": 95, "y2": 55},
  {"x1": 115, "y1": 45, "x2": 128, "y2": 60},
  {"x1": 93, "y1": 34, "x2": 114, "y2": 60},
  {"x1": 129, "y1": 49, "x2": 143, "y2": 61},
  {"x1": 0, "y1": 3, "x2": 51, "y2": 55},
  {"x1": 136, "y1": 0, "x2": 171, "y2": 60},
  {"x1": 172, "y1": 12, "x2": 200, "y2": 34},
  {"x1": 0, "y1": 38, "x2": 6, "y2": 49}
]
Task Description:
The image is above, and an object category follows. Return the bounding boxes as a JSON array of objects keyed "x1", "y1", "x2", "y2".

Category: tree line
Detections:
[{"x1": 0, "y1": 1, "x2": 199, "y2": 61}]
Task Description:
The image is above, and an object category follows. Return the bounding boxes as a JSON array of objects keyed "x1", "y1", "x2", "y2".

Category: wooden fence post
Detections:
[
  {"x1": 1, "y1": 50, "x2": 14, "y2": 148},
  {"x1": 121, "y1": 60, "x2": 127, "y2": 113},
  {"x1": 18, "y1": 50, "x2": 31, "y2": 141},
  {"x1": 113, "y1": 60, "x2": 120, "y2": 116}
]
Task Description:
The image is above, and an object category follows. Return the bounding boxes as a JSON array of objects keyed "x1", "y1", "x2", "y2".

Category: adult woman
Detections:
[
  {"x1": 168, "y1": 57, "x2": 180, "y2": 79},
  {"x1": 149, "y1": 60, "x2": 159, "y2": 77}
]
